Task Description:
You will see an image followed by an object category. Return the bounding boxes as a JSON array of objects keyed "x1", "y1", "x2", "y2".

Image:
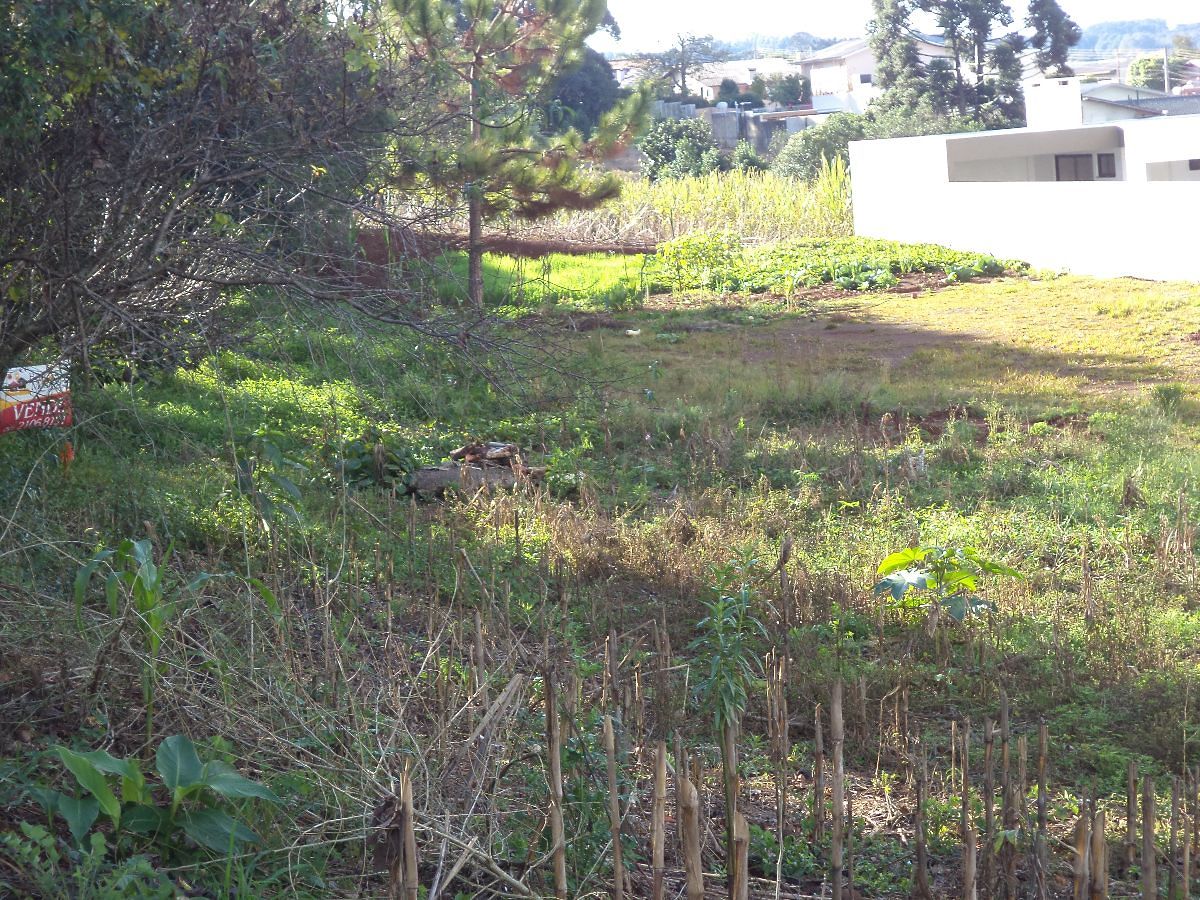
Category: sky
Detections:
[{"x1": 592, "y1": 0, "x2": 1197, "y2": 53}]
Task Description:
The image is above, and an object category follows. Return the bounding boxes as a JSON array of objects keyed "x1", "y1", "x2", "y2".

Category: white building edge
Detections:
[{"x1": 850, "y1": 111, "x2": 1200, "y2": 281}]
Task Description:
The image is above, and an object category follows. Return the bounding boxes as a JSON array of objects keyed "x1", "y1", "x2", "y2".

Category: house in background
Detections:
[
  {"x1": 1026, "y1": 77, "x2": 1200, "y2": 128},
  {"x1": 799, "y1": 36, "x2": 955, "y2": 114},
  {"x1": 849, "y1": 114, "x2": 1200, "y2": 280},
  {"x1": 688, "y1": 57, "x2": 807, "y2": 103},
  {"x1": 801, "y1": 38, "x2": 878, "y2": 111}
]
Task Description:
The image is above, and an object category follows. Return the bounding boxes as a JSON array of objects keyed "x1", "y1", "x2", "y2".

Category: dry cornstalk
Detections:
[
  {"x1": 1036, "y1": 721, "x2": 1049, "y2": 900},
  {"x1": 1089, "y1": 808, "x2": 1108, "y2": 900},
  {"x1": 679, "y1": 771, "x2": 705, "y2": 900},
  {"x1": 831, "y1": 679, "x2": 845, "y2": 900},
  {"x1": 722, "y1": 719, "x2": 740, "y2": 896},
  {"x1": 1170, "y1": 778, "x2": 1181, "y2": 900},
  {"x1": 914, "y1": 748, "x2": 932, "y2": 900},
  {"x1": 1183, "y1": 772, "x2": 1193, "y2": 900},
  {"x1": 652, "y1": 740, "x2": 667, "y2": 900},
  {"x1": 813, "y1": 703, "x2": 826, "y2": 844},
  {"x1": 767, "y1": 652, "x2": 789, "y2": 900},
  {"x1": 1144, "y1": 774, "x2": 1158, "y2": 900},
  {"x1": 400, "y1": 768, "x2": 419, "y2": 900},
  {"x1": 732, "y1": 811, "x2": 750, "y2": 900},
  {"x1": 983, "y1": 717, "x2": 996, "y2": 897},
  {"x1": 603, "y1": 715, "x2": 624, "y2": 900},
  {"x1": 963, "y1": 720, "x2": 978, "y2": 900},
  {"x1": 1000, "y1": 692, "x2": 1017, "y2": 900},
  {"x1": 1073, "y1": 806, "x2": 1091, "y2": 900},
  {"x1": 1126, "y1": 760, "x2": 1139, "y2": 875},
  {"x1": 545, "y1": 667, "x2": 567, "y2": 899},
  {"x1": 473, "y1": 609, "x2": 488, "y2": 713}
]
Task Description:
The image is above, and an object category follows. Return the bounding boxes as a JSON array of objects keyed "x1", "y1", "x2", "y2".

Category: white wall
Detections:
[
  {"x1": 1082, "y1": 102, "x2": 1143, "y2": 124},
  {"x1": 843, "y1": 48, "x2": 876, "y2": 92},
  {"x1": 1147, "y1": 160, "x2": 1200, "y2": 180},
  {"x1": 1124, "y1": 116, "x2": 1200, "y2": 180},
  {"x1": 850, "y1": 133, "x2": 1200, "y2": 281},
  {"x1": 810, "y1": 48, "x2": 874, "y2": 96},
  {"x1": 1026, "y1": 78, "x2": 1084, "y2": 129},
  {"x1": 949, "y1": 156, "x2": 1036, "y2": 181},
  {"x1": 809, "y1": 62, "x2": 848, "y2": 97}
]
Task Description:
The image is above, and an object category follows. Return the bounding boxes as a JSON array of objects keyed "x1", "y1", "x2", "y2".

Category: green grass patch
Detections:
[{"x1": 426, "y1": 250, "x2": 652, "y2": 311}]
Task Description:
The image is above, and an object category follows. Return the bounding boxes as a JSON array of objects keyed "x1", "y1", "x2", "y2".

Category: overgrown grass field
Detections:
[
  {"x1": 508, "y1": 163, "x2": 853, "y2": 245},
  {"x1": 3, "y1": 241, "x2": 1200, "y2": 896}
]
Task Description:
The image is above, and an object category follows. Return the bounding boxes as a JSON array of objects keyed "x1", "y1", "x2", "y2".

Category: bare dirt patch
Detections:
[{"x1": 741, "y1": 314, "x2": 966, "y2": 366}]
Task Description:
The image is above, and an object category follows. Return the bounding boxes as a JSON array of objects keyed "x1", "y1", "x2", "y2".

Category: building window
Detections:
[
  {"x1": 1055, "y1": 154, "x2": 1094, "y2": 182},
  {"x1": 859, "y1": 73, "x2": 873, "y2": 85},
  {"x1": 1190, "y1": 159, "x2": 1200, "y2": 171},
  {"x1": 1097, "y1": 153, "x2": 1117, "y2": 178}
]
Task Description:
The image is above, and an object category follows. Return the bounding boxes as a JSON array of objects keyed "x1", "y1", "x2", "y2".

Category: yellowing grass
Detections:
[{"x1": 514, "y1": 166, "x2": 852, "y2": 246}]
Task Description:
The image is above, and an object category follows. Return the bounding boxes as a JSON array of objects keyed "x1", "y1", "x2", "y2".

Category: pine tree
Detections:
[
  {"x1": 979, "y1": 33, "x2": 1027, "y2": 126},
  {"x1": 868, "y1": 0, "x2": 928, "y2": 115},
  {"x1": 870, "y1": 0, "x2": 1028, "y2": 127},
  {"x1": 918, "y1": 0, "x2": 1015, "y2": 119},
  {"x1": 393, "y1": 0, "x2": 648, "y2": 308},
  {"x1": 1025, "y1": 0, "x2": 1082, "y2": 77}
]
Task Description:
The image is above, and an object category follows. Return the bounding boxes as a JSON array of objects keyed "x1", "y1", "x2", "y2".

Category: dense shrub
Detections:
[
  {"x1": 638, "y1": 118, "x2": 724, "y2": 181},
  {"x1": 731, "y1": 141, "x2": 768, "y2": 172},
  {"x1": 772, "y1": 107, "x2": 977, "y2": 181},
  {"x1": 768, "y1": 73, "x2": 811, "y2": 107},
  {"x1": 772, "y1": 113, "x2": 868, "y2": 181}
]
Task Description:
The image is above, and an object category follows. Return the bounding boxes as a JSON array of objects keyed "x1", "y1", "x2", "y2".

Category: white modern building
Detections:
[{"x1": 850, "y1": 114, "x2": 1200, "y2": 280}]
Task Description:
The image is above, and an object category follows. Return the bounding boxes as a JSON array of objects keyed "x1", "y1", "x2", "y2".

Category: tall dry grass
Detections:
[{"x1": 508, "y1": 162, "x2": 853, "y2": 246}]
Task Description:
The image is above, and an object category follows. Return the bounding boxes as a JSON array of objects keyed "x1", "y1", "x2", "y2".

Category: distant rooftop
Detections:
[
  {"x1": 1116, "y1": 95, "x2": 1200, "y2": 116},
  {"x1": 803, "y1": 38, "x2": 869, "y2": 63}
]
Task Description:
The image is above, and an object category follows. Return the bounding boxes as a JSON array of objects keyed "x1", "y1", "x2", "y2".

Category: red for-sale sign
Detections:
[{"x1": 1, "y1": 365, "x2": 72, "y2": 434}]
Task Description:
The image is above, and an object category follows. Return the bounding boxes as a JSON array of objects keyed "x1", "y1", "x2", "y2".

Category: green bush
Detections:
[
  {"x1": 731, "y1": 140, "x2": 768, "y2": 172},
  {"x1": 772, "y1": 113, "x2": 867, "y2": 182},
  {"x1": 638, "y1": 118, "x2": 723, "y2": 181},
  {"x1": 767, "y1": 73, "x2": 811, "y2": 107},
  {"x1": 773, "y1": 108, "x2": 978, "y2": 181}
]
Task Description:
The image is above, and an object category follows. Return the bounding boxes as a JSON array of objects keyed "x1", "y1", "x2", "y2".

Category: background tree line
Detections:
[{"x1": 0, "y1": 0, "x2": 645, "y2": 372}]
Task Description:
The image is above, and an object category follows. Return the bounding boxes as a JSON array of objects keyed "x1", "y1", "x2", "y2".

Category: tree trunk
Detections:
[{"x1": 467, "y1": 56, "x2": 485, "y2": 310}]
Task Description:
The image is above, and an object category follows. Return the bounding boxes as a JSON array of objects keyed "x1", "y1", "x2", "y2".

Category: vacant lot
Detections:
[{"x1": 3, "y1": 263, "x2": 1200, "y2": 897}]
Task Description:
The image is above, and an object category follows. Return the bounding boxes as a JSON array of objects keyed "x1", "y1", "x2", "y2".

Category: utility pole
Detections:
[{"x1": 1164, "y1": 47, "x2": 1171, "y2": 93}]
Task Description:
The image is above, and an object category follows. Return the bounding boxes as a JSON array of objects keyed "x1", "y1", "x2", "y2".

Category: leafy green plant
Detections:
[
  {"x1": 1, "y1": 823, "x2": 172, "y2": 900},
  {"x1": 946, "y1": 255, "x2": 1005, "y2": 283},
  {"x1": 35, "y1": 735, "x2": 277, "y2": 860},
  {"x1": 654, "y1": 232, "x2": 741, "y2": 293},
  {"x1": 746, "y1": 823, "x2": 818, "y2": 882},
  {"x1": 690, "y1": 553, "x2": 767, "y2": 732},
  {"x1": 74, "y1": 539, "x2": 206, "y2": 740},
  {"x1": 874, "y1": 545, "x2": 1020, "y2": 623},
  {"x1": 320, "y1": 427, "x2": 417, "y2": 490},
  {"x1": 234, "y1": 431, "x2": 307, "y2": 529}
]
